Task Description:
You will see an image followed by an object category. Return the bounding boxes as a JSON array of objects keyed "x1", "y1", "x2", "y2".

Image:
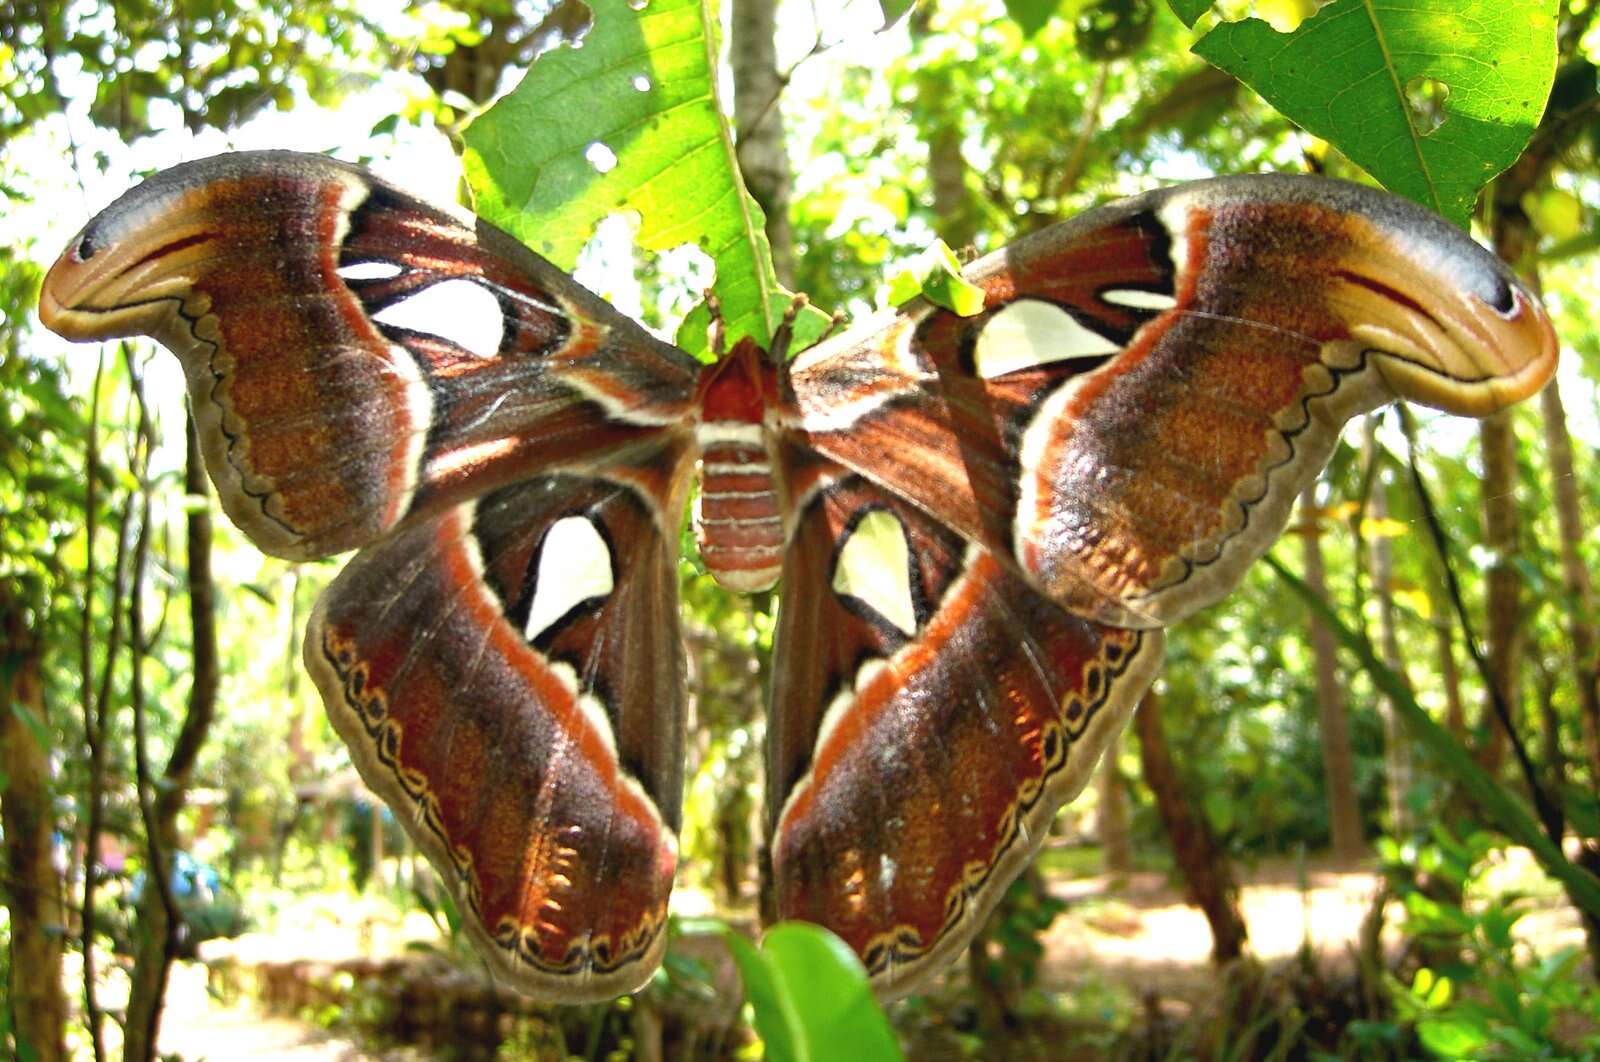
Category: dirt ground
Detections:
[
  {"x1": 156, "y1": 852, "x2": 1587, "y2": 1059},
  {"x1": 1038, "y1": 850, "x2": 1585, "y2": 1004}
]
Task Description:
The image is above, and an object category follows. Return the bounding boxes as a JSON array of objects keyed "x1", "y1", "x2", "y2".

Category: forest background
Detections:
[{"x1": 3, "y1": 0, "x2": 1600, "y2": 1058}]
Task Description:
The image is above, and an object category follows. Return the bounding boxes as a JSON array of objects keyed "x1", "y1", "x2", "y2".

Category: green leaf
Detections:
[
  {"x1": 1005, "y1": 0, "x2": 1061, "y2": 37},
  {"x1": 1412, "y1": 967, "x2": 1452, "y2": 1009},
  {"x1": 1191, "y1": 0, "x2": 1557, "y2": 227},
  {"x1": 1265, "y1": 553, "x2": 1600, "y2": 922},
  {"x1": 878, "y1": 0, "x2": 917, "y2": 28},
  {"x1": 1418, "y1": 1014, "x2": 1489, "y2": 1058},
  {"x1": 462, "y1": 0, "x2": 827, "y2": 358},
  {"x1": 888, "y1": 240, "x2": 986, "y2": 316},
  {"x1": 723, "y1": 923, "x2": 902, "y2": 1062},
  {"x1": 1166, "y1": 0, "x2": 1212, "y2": 28}
]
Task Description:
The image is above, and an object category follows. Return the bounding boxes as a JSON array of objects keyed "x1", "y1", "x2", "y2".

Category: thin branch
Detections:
[
  {"x1": 1050, "y1": 63, "x2": 1112, "y2": 204},
  {"x1": 76, "y1": 344, "x2": 108, "y2": 1062},
  {"x1": 124, "y1": 353, "x2": 183, "y2": 1062},
  {"x1": 1396, "y1": 404, "x2": 1564, "y2": 845}
]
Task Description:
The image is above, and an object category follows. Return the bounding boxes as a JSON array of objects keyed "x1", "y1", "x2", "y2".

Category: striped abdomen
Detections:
[{"x1": 696, "y1": 424, "x2": 784, "y2": 591}]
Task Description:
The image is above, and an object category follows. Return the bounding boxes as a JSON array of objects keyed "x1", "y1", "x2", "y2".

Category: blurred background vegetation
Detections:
[{"x1": 2, "y1": 0, "x2": 1599, "y2": 1058}]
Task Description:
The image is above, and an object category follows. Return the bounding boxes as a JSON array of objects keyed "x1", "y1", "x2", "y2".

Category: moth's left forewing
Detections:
[
  {"x1": 789, "y1": 175, "x2": 1556, "y2": 629},
  {"x1": 765, "y1": 454, "x2": 1163, "y2": 998},
  {"x1": 39, "y1": 151, "x2": 701, "y2": 561}
]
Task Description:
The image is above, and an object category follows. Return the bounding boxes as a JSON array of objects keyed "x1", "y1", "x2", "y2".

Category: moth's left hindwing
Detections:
[
  {"x1": 41, "y1": 151, "x2": 700, "y2": 1002},
  {"x1": 305, "y1": 460, "x2": 690, "y2": 999}
]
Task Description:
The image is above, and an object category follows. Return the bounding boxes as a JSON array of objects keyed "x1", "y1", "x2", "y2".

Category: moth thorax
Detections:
[{"x1": 695, "y1": 435, "x2": 783, "y2": 592}]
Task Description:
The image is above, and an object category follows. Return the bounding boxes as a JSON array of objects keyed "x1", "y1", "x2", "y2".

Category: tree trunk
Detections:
[
  {"x1": 1098, "y1": 732, "x2": 1132, "y2": 879},
  {"x1": 731, "y1": 0, "x2": 794, "y2": 287},
  {"x1": 1477, "y1": 407, "x2": 1521, "y2": 775},
  {"x1": 1134, "y1": 689, "x2": 1248, "y2": 962},
  {"x1": 1363, "y1": 417, "x2": 1414, "y2": 836},
  {"x1": 1476, "y1": 172, "x2": 1540, "y2": 776},
  {"x1": 1539, "y1": 378, "x2": 1600, "y2": 785},
  {"x1": 123, "y1": 415, "x2": 222, "y2": 1061},
  {"x1": 0, "y1": 590, "x2": 68, "y2": 1062},
  {"x1": 1420, "y1": 539, "x2": 1469, "y2": 740},
  {"x1": 1298, "y1": 484, "x2": 1365, "y2": 859}
]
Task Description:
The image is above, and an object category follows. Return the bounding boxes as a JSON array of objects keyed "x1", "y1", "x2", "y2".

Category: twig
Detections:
[
  {"x1": 77, "y1": 344, "x2": 108, "y2": 1062},
  {"x1": 123, "y1": 351, "x2": 184, "y2": 1061},
  {"x1": 1050, "y1": 63, "x2": 1111, "y2": 204},
  {"x1": 1395, "y1": 404, "x2": 1565, "y2": 844}
]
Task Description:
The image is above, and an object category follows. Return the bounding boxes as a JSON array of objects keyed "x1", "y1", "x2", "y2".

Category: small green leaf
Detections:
[
  {"x1": 888, "y1": 240, "x2": 986, "y2": 316},
  {"x1": 724, "y1": 932, "x2": 800, "y2": 1061},
  {"x1": 1418, "y1": 1014, "x2": 1489, "y2": 1058},
  {"x1": 1005, "y1": 0, "x2": 1061, "y2": 37},
  {"x1": 1166, "y1": 0, "x2": 1212, "y2": 28},
  {"x1": 1192, "y1": 0, "x2": 1557, "y2": 227},
  {"x1": 724, "y1": 922, "x2": 902, "y2": 1062},
  {"x1": 1412, "y1": 967, "x2": 1452, "y2": 1009},
  {"x1": 878, "y1": 0, "x2": 917, "y2": 27}
]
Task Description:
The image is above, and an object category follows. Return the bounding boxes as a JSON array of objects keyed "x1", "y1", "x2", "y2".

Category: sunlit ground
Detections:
[{"x1": 139, "y1": 846, "x2": 1586, "y2": 1058}]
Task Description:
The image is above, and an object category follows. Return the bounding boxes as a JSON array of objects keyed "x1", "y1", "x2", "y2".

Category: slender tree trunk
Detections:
[
  {"x1": 1364, "y1": 418, "x2": 1414, "y2": 835},
  {"x1": 731, "y1": 0, "x2": 794, "y2": 287},
  {"x1": 1477, "y1": 177, "x2": 1539, "y2": 775},
  {"x1": 0, "y1": 591, "x2": 68, "y2": 1062},
  {"x1": 1478, "y1": 407, "x2": 1522, "y2": 774},
  {"x1": 909, "y1": 4, "x2": 979, "y2": 251},
  {"x1": 123, "y1": 415, "x2": 221, "y2": 1061},
  {"x1": 1098, "y1": 732, "x2": 1132, "y2": 879},
  {"x1": 1421, "y1": 546, "x2": 1469, "y2": 739},
  {"x1": 1135, "y1": 690, "x2": 1248, "y2": 962},
  {"x1": 1539, "y1": 378, "x2": 1600, "y2": 784},
  {"x1": 1298, "y1": 485, "x2": 1365, "y2": 859}
]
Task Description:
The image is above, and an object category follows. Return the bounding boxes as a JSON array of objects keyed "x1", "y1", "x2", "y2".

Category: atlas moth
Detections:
[{"x1": 40, "y1": 151, "x2": 1556, "y2": 1000}]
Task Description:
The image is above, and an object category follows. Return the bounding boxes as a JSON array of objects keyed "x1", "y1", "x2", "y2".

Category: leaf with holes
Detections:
[
  {"x1": 1190, "y1": 0, "x2": 1557, "y2": 227},
  {"x1": 462, "y1": 0, "x2": 825, "y2": 357}
]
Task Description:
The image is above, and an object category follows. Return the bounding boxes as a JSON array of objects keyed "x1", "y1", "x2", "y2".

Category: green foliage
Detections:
[
  {"x1": 0, "y1": 1, "x2": 383, "y2": 146},
  {"x1": 1268, "y1": 553, "x2": 1600, "y2": 922},
  {"x1": 1186, "y1": 0, "x2": 1558, "y2": 227},
  {"x1": 972, "y1": 873, "x2": 1065, "y2": 1003},
  {"x1": 1374, "y1": 828, "x2": 1600, "y2": 1058},
  {"x1": 723, "y1": 922, "x2": 902, "y2": 1062},
  {"x1": 461, "y1": 0, "x2": 828, "y2": 358}
]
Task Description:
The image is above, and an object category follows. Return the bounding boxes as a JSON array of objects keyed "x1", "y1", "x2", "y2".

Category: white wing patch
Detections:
[
  {"x1": 1101, "y1": 288, "x2": 1177, "y2": 311},
  {"x1": 972, "y1": 298, "x2": 1120, "y2": 379},
  {"x1": 373, "y1": 278, "x2": 504, "y2": 358},
  {"x1": 525, "y1": 516, "x2": 614, "y2": 643},
  {"x1": 832, "y1": 509, "x2": 917, "y2": 637},
  {"x1": 337, "y1": 260, "x2": 405, "y2": 281}
]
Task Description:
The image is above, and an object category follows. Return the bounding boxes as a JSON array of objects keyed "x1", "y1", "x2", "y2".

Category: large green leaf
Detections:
[
  {"x1": 461, "y1": 0, "x2": 819, "y2": 357},
  {"x1": 1189, "y1": 0, "x2": 1557, "y2": 227},
  {"x1": 723, "y1": 922, "x2": 902, "y2": 1062},
  {"x1": 1265, "y1": 553, "x2": 1600, "y2": 920}
]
